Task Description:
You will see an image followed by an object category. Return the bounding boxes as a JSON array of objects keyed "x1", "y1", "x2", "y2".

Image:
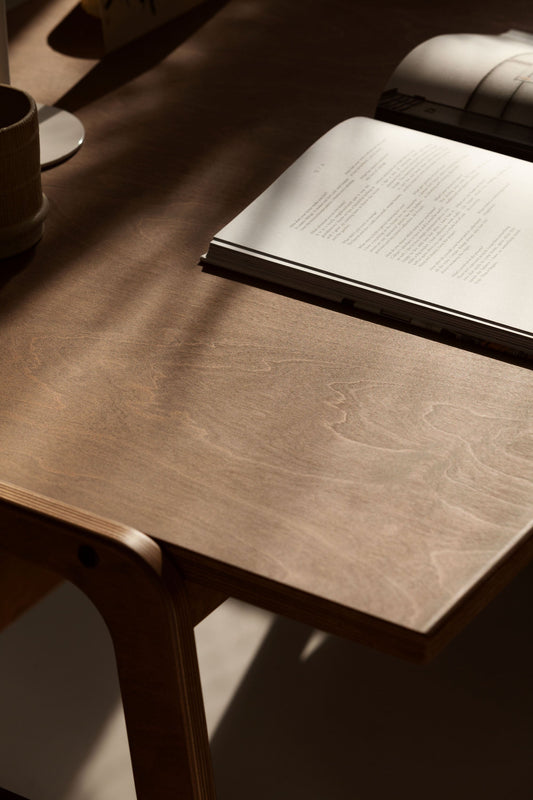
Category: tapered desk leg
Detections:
[{"x1": 0, "y1": 483, "x2": 216, "y2": 800}]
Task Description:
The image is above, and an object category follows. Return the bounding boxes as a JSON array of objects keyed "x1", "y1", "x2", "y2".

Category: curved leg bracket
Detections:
[{"x1": 0, "y1": 482, "x2": 216, "y2": 800}]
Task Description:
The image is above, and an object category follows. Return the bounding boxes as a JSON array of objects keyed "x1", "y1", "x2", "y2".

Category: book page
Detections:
[
  {"x1": 386, "y1": 31, "x2": 533, "y2": 124},
  {"x1": 214, "y1": 118, "x2": 533, "y2": 335}
]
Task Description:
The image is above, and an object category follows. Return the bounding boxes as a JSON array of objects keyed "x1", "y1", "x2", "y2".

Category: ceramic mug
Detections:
[{"x1": 0, "y1": 83, "x2": 48, "y2": 258}]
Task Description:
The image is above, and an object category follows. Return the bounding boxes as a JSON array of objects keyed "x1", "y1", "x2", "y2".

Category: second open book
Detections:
[{"x1": 204, "y1": 31, "x2": 533, "y2": 356}]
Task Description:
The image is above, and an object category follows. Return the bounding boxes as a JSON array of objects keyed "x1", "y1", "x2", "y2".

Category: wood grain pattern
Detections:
[
  {"x1": 0, "y1": 0, "x2": 532, "y2": 660},
  {"x1": 0, "y1": 483, "x2": 215, "y2": 800}
]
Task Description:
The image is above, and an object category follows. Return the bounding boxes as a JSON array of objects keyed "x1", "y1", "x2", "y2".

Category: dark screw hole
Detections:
[{"x1": 78, "y1": 544, "x2": 99, "y2": 568}]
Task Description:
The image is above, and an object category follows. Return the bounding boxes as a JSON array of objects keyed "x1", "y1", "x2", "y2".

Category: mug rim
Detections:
[{"x1": 0, "y1": 83, "x2": 36, "y2": 132}]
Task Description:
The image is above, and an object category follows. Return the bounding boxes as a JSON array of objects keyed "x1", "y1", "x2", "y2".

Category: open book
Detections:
[
  {"x1": 203, "y1": 30, "x2": 533, "y2": 356},
  {"x1": 377, "y1": 29, "x2": 533, "y2": 160}
]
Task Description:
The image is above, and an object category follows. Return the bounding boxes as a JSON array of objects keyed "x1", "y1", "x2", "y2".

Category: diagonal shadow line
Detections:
[
  {"x1": 0, "y1": 788, "x2": 31, "y2": 800},
  {"x1": 49, "y1": 0, "x2": 228, "y2": 113},
  {"x1": 0, "y1": 582, "x2": 129, "y2": 800},
  {"x1": 209, "y1": 558, "x2": 533, "y2": 800}
]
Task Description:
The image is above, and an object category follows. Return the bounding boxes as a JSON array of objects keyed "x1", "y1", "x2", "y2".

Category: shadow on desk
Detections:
[
  {"x1": 47, "y1": 0, "x2": 228, "y2": 111},
  {"x1": 0, "y1": 560, "x2": 531, "y2": 799},
  {"x1": 211, "y1": 561, "x2": 533, "y2": 800}
]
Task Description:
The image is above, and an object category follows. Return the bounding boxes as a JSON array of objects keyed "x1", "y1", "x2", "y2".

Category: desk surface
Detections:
[{"x1": 2, "y1": 0, "x2": 533, "y2": 659}]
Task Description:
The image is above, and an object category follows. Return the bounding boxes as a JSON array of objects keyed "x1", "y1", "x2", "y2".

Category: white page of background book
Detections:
[
  {"x1": 386, "y1": 32, "x2": 533, "y2": 115},
  {"x1": 216, "y1": 118, "x2": 533, "y2": 335}
]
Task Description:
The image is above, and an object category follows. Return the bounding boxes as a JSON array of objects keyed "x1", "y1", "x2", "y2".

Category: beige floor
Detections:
[{"x1": 0, "y1": 560, "x2": 532, "y2": 800}]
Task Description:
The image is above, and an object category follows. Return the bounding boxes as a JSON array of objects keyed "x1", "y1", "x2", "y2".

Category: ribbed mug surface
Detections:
[{"x1": 0, "y1": 83, "x2": 48, "y2": 258}]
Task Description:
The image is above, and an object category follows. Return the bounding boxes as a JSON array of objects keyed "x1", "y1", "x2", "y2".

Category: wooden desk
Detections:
[{"x1": 1, "y1": 0, "x2": 532, "y2": 796}]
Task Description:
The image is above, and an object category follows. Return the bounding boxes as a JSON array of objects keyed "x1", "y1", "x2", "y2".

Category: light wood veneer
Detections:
[{"x1": 1, "y1": 0, "x2": 532, "y2": 659}]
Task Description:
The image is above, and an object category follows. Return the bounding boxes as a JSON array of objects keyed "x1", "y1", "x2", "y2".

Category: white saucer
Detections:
[{"x1": 37, "y1": 103, "x2": 85, "y2": 169}]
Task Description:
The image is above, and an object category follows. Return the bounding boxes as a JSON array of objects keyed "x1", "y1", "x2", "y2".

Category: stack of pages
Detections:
[{"x1": 204, "y1": 30, "x2": 533, "y2": 356}]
